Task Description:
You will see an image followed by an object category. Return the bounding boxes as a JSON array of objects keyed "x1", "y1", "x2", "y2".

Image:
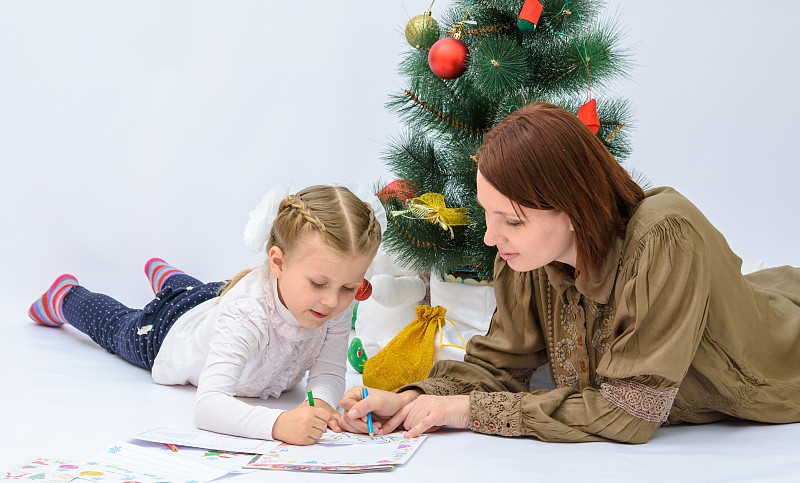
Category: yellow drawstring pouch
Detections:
[{"x1": 362, "y1": 304, "x2": 466, "y2": 392}]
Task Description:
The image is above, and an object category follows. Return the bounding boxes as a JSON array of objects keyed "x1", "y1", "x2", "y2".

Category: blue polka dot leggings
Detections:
[{"x1": 61, "y1": 274, "x2": 223, "y2": 370}]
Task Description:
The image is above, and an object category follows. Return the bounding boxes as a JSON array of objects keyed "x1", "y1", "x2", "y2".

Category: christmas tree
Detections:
[{"x1": 377, "y1": 0, "x2": 634, "y2": 282}]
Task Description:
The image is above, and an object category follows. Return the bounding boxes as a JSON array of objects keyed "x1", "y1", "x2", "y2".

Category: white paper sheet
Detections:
[
  {"x1": 134, "y1": 428, "x2": 280, "y2": 454},
  {"x1": 84, "y1": 441, "x2": 228, "y2": 483},
  {"x1": 130, "y1": 440, "x2": 257, "y2": 474}
]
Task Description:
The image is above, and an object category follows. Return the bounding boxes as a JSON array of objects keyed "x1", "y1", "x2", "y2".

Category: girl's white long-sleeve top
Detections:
[{"x1": 151, "y1": 266, "x2": 351, "y2": 440}]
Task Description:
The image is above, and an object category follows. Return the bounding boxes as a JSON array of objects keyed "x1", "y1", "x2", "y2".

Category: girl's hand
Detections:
[
  {"x1": 402, "y1": 394, "x2": 470, "y2": 438},
  {"x1": 339, "y1": 386, "x2": 422, "y2": 435},
  {"x1": 295, "y1": 398, "x2": 343, "y2": 433},
  {"x1": 272, "y1": 406, "x2": 331, "y2": 445}
]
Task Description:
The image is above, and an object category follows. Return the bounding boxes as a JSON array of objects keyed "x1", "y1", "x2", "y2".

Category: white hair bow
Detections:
[{"x1": 242, "y1": 183, "x2": 387, "y2": 253}]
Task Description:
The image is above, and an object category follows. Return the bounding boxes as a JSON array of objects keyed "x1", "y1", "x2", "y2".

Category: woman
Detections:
[{"x1": 338, "y1": 102, "x2": 800, "y2": 444}]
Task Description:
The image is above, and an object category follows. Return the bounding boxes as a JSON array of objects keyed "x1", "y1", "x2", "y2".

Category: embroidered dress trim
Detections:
[
  {"x1": 600, "y1": 378, "x2": 678, "y2": 422},
  {"x1": 408, "y1": 377, "x2": 463, "y2": 396},
  {"x1": 587, "y1": 299, "x2": 613, "y2": 354},
  {"x1": 546, "y1": 283, "x2": 579, "y2": 388},
  {"x1": 469, "y1": 391, "x2": 523, "y2": 437},
  {"x1": 506, "y1": 368, "x2": 534, "y2": 389}
]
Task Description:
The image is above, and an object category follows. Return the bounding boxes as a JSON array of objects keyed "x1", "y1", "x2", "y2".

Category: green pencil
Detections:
[{"x1": 307, "y1": 390, "x2": 315, "y2": 406}]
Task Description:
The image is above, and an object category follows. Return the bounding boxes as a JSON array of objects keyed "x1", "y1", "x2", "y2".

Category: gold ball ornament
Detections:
[{"x1": 405, "y1": 10, "x2": 440, "y2": 49}]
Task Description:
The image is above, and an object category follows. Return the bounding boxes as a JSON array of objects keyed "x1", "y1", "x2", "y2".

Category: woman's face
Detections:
[{"x1": 477, "y1": 171, "x2": 577, "y2": 272}]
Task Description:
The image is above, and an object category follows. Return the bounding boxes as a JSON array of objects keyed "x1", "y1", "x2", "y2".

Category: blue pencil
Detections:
[{"x1": 362, "y1": 387, "x2": 374, "y2": 437}]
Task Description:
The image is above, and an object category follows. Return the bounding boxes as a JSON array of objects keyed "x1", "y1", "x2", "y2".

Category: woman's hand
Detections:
[
  {"x1": 339, "y1": 386, "x2": 422, "y2": 435},
  {"x1": 272, "y1": 406, "x2": 332, "y2": 445},
  {"x1": 402, "y1": 394, "x2": 470, "y2": 438}
]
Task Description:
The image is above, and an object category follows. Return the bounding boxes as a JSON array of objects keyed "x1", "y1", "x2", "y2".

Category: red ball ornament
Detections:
[
  {"x1": 355, "y1": 279, "x2": 372, "y2": 301},
  {"x1": 428, "y1": 37, "x2": 469, "y2": 79},
  {"x1": 376, "y1": 179, "x2": 417, "y2": 203},
  {"x1": 578, "y1": 99, "x2": 600, "y2": 134}
]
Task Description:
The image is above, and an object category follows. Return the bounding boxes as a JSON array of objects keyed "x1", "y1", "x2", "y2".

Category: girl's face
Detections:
[
  {"x1": 269, "y1": 233, "x2": 372, "y2": 330},
  {"x1": 477, "y1": 170, "x2": 577, "y2": 272}
]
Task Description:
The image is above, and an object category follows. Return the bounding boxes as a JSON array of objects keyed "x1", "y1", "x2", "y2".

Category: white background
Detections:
[
  {"x1": 2, "y1": 1, "x2": 800, "y2": 481},
  {"x1": 3, "y1": 0, "x2": 798, "y2": 308}
]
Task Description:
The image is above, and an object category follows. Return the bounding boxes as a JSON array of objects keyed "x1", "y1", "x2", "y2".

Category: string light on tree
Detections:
[{"x1": 517, "y1": 0, "x2": 543, "y2": 32}]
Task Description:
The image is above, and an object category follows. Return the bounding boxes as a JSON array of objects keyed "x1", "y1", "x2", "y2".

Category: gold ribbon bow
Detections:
[{"x1": 391, "y1": 192, "x2": 473, "y2": 238}]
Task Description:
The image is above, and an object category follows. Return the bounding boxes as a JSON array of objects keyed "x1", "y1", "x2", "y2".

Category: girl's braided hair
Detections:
[
  {"x1": 219, "y1": 185, "x2": 381, "y2": 297},
  {"x1": 269, "y1": 185, "x2": 381, "y2": 259}
]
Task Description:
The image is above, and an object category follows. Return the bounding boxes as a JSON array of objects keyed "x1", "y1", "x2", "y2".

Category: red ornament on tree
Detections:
[
  {"x1": 428, "y1": 36, "x2": 469, "y2": 79},
  {"x1": 355, "y1": 279, "x2": 372, "y2": 301},
  {"x1": 376, "y1": 179, "x2": 417, "y2": 203},
  {"x1": 578, "y1": 99, "x2": 600, "y2": 134}
]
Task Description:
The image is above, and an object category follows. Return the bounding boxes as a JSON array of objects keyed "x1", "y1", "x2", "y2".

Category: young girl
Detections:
[{"x1": 28, "y1": 184, "x2": 385, "y2": 445}]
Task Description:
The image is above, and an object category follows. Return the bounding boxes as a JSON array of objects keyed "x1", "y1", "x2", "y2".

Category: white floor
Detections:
[{"x1": 3, "y1": 295, "x2": 800, "y2": 482}]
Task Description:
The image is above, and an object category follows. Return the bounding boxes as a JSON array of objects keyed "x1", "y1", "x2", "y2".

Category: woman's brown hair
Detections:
[{"x1": 477, "y1": 102, "x2": 644, "y2": 276}]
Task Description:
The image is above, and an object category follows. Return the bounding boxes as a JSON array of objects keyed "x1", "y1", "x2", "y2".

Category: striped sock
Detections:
[
  {"x1": 144, "y1": 258, "x2": 185, "y2": 293},
  {"x1": 29, "y1": 274, "x2": 78, "y2": 327}
]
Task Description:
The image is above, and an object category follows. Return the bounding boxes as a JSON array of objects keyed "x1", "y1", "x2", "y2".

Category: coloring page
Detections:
[
  {"x1": 316, "y1": 430, "x2": 401, "y2": 445},
  {"x1": 245, "y1": 433, "x2": 427, "y2": 468}
]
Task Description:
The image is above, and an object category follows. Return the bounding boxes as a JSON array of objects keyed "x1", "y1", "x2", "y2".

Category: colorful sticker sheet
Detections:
[
  {"x1": 1, "y1": 443, "x2": 229, "y2": 483},
  {"x1": 4, "y1": 444, "x2": 255, "y2": 483},
  {"x1": 3, "y1": 458, "x2": 79, "y2": 483}
]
